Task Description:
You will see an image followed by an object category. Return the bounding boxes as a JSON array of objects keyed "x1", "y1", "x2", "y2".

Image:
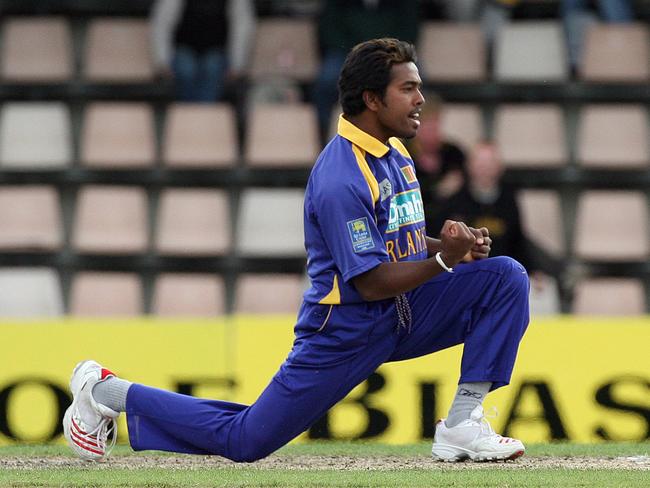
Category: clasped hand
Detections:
[{"x1": 439, "y1": 220, "x2": 492, "y2": 266}]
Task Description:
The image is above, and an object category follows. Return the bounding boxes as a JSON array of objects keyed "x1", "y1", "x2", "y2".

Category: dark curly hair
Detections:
[{"x1": 338, "y1": 38, "x2": 417, "y2": 116}]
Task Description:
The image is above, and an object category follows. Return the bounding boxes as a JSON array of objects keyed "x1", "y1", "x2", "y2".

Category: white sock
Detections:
[
  {"x1": 92, "y1": 377, "x2": 132, "y2": 412},
  {"x1": 446, "y1": 382, "x2": 491, "y2": 428}
]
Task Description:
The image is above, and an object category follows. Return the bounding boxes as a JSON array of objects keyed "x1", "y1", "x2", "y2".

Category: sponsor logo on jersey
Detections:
[
  {"x1": 400, "y1": 165, "x2": 417, "y2": 184},
  {"x1": 387, "y1": 189, "x2": 425, "y2": 233},
  {"x1": 347, "y1": 217, "x2": 375, "y2": 253}
]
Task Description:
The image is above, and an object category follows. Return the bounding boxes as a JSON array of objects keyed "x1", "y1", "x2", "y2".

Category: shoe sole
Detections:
[
  {"x1": 63, "y1": 390, "x2": 105, "y2": 461},
  {"x1": 432, "y1": 446, "x2": 525, "y2": 463}
]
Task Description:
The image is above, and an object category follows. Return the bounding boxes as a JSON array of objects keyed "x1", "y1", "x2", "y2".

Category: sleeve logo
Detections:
[
  {"x1": 347, "y1": 217, "x2": 375, "y2": 253},
  {"x1": 400, "y1": 165, "x2": 417, "y2": 184},
  {"x1": 379, "y1": 178, "x2": 392, "y2": 202}
]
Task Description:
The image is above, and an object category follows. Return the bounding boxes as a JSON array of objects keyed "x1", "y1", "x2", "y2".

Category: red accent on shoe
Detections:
[
  {"x1": 508, "y1": 450, "x2": 525, "y2": 460},
  {"x1": 71, "y1": 418, "x2": 100, "y2": 447},
  {"x1": 70, "y1": 418, "x2": 105, "y2": 455},
  {"x1": 70, "y1": 434, "x2": 104, "y2": 456},
  {"x1": 100, "y1": 368, "x2": 115, "y2": 380}
]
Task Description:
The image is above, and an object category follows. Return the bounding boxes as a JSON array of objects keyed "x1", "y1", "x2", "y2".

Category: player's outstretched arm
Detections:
[{"x1": 353, "y1": 221, "x2": 476, "y2": 301}]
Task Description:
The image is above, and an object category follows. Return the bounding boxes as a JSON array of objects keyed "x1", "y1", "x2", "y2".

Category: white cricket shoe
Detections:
[
  {"x1": 431, "y1": 406, "x2": 525, "y2": 462},
  {"x1": 63, "y1": 360, "x2": 120, "y2": 461}
]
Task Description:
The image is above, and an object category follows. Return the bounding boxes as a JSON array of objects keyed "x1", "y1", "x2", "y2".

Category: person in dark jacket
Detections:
[
  {"x1": 430, "y1": 140, "x2": 532, "y2": 271},
  {"x1": 151, "y1": 0, "x2": 254, "y2": 102}
]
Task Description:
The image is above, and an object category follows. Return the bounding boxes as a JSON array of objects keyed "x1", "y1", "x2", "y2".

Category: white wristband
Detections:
[{"x1": 435, "y1": 252, "x2": 454, "y2": 273}]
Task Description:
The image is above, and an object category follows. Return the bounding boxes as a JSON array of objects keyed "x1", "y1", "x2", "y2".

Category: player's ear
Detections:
[{"x1": 363, "y1": 90, "x2": 381, "y2": 113}]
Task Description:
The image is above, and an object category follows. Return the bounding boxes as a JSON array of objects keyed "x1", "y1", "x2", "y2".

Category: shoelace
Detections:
[
  {"x1": 476, "y1": 406, "x2": 515, "y2": 443},
  {"x1": 88, "y1": 417, "x2": 117, "y2": 458},
  {"x1": 478, "y1": 407, "x2": 498, "y2": 436}
]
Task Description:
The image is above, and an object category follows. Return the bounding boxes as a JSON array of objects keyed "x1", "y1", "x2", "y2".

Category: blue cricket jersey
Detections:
[{"x1": 302, "y1": 115, "x2": 429, "y2": 305}]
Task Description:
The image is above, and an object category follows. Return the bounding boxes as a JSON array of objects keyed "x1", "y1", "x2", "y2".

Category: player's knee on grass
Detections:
[
  {"x1": 229, "y1": 446, "x2": 275, "y2": 463},
  {"x1": 226, "y1": 436, "x2": 281, "y2": 463}
]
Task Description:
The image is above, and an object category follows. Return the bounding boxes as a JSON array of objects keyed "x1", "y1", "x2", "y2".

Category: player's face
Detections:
[{"x1": 376, "y1": 62, "x2": 425, "y2": 140}]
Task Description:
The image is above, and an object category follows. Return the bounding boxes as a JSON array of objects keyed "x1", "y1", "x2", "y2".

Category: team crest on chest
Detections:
[{"x1": 400, "y1": 165, "x2": 417, "y2": 184}]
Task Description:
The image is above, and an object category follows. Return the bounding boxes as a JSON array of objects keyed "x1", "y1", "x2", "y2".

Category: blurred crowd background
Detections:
[{"x1": 0, "y1": 0, "x2": 648, "y2": 318}]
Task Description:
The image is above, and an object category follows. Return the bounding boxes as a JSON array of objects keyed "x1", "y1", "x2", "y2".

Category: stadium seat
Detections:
[
  {"x1": 329, "y1": 104, "x2": 482, "y2": 152},
  {"x1": 574, "y1": 191, "x2": 649, "y2": 261},
  {"x1": 155, "y1": 188, "x2": 230, "y2": 256},
  {"x1": 152, "y1": 273, "x2": 226, "y2": 317},
  {"x1": 1, "y1": 17, "x2": 72, "y2": 82},
  {"x1": 0, "y1": 268, "x2": 63, "y2": 317},
  {"x1": 0, "y1": 102, "x2": 71, "y2": 169},
  {"x1": 440, "y1": 104, "x2": 484, "y2": 152},
  {"x1": 244, "y1": 104, "x2": 319, "y2": 167},
  {"x1": 572, "y1": 278, "x2": 646, "y2": 315},
  {"x1": 580, "y1": 23, "x2": 650, "y2": 82},
  {"x1": 83, "y1": 18, "x2": 154, "y2": 82},
  {"x1": 419, "y1": 23, "x2": 486, "y2": 82},
  {"x1": 72, "y1": 186, "x2": 148, "y2": 254},
  {"x1": 494, "y1": 104, "x2": 567, "y2": 168},
  {"x1": 516, "y1": 190, "x2": 565, "y2": 257},
  {"x1": 247, "y1": 77, "x2": 302, "y2": 106},
  {"x1": 69, "y1": 272, "x2": 143, "y2": 316},
  {"x1": 0, "y1": 186, "x2": 62, "y2": 251},
  {"x1": 163, "y1": 103, "x2": 238, "y2": 168},
  {"x1": 577, "y1": 105, "x2": 649, "y2": 168},
  {"x1": 248, "y1": 18, "x2": 319, "y2": 82},
  {"x1": 495, "y1": 22, "x2": 568, "y2": 82},
  {"x1": 236, "y1": 188, "x2": 305, "y2": 256},
  {"x1": 80, "y1": 103, "x2": 155, "y2": 168},
  {"x1": 528, "y1": 273, "x2": 561, "y2": 316},
  {"x1": 234, "y1": 273, "x2": 304, "y2": 314}
]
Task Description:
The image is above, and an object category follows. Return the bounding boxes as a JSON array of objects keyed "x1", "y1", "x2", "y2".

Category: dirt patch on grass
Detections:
[{"x1": 2, "y1": 454, "x2": 649, "y2": 471}]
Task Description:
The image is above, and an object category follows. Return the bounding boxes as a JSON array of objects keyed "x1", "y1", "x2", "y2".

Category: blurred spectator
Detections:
[
  {"x1": 561, "y1": 0, "x2": 633, "y2": 70},
  {"x1": 267, "y1": 0, "x2": 321, "y2": 16},
  {"x1": 429, "y1": 141, "x2": 533, "y2": 271},
  {"x1": 409, "y1": 94, "x2": 467, "y2": 232},
  {"x1": 444, "y1": 0, "x2": 520, "y2": 45},
  {"x1": 313, "y1": 0, "x2": 419, "y2": 140},
  {"x1": 151, "y1": 0, "x2": 254, "y2": 102},
  {"x1": 430, "y1": 141, "x2": 564, "y2": 297}
]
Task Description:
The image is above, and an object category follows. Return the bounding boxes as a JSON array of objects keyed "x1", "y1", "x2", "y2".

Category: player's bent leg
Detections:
[
  {"x1": 431, "y1": 405, "x2": 525, "y2": 462},
  {"x1": 65, "y1": 354, "x2": 390, "y2": 462},
  {"x1": 390, "y1": 255, "x2": 529, "y2": 371},
  {"x1": 125, "y1": 342, "x2": 396, "y2": 462},
  {"x1": 455, "y1": 256, "x2": 530, "y2": 390},
  {"x1": 388, "y1": 256, "x2": 529, "y2": 462},
  {"x1": 125, "y1": 302, "x2": 399, "y2": 462}
]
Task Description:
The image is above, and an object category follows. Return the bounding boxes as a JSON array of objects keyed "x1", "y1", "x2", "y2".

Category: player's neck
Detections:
[{"x1": 345, "y1": 113, "x2": 390, "y2": 144}]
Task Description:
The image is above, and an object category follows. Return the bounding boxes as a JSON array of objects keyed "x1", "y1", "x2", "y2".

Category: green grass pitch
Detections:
[{"x1": 1, "y1": 442, "x2": 649, "y2": 487}]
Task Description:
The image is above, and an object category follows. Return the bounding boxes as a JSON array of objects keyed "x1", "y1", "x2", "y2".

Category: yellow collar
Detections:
[{"x1": 337, "y1": 115, "x2": 390, "y2": 158}]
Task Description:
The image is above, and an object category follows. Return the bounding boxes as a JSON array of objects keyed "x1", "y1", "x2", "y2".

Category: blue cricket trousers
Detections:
[{"x1": 126, "y1": 256, "x2": 529, "y2": 461}]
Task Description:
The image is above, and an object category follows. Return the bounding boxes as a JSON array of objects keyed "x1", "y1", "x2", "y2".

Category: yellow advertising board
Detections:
[{"x1": 0, "y1": 316, "x2": 648, "y2": 445}]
